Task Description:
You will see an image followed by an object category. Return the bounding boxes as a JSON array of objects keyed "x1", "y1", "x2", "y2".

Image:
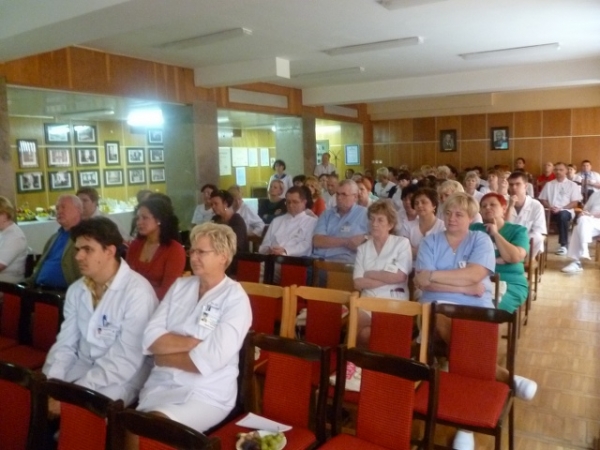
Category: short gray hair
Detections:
[
  {"x1": 58, "y1": 194, "x2": 83, "y2": 213},
  {"x1": 339, "y1": 179, "x2": 359, "y2": 194},
  {"x1": 190, "y1": 222, "x2": 237, "y2": 267}
]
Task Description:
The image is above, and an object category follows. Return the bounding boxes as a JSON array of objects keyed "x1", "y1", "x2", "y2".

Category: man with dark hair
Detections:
[
  {"x1": 43, "y1": 216, "x2": 158, "y2": 414},
  {"x1": 228, "y1": 185, "x2": 265, "y2": 237},
  {"x1": 574, "y1": 159, "x2": 600, "y2": 201},
  {"x1": 77, "y1": 186, "x2": 129, "y2": 240},
  {"x1": 292, "y1": 174, "x2": 307, "y2": 186}
]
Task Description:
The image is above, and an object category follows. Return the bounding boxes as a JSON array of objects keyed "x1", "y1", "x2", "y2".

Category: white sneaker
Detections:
[
  {"x1": 561, "y1": 260, "x2": 583, "y2": 273},
  {"x1": 555, "y1": 246, "x2": 567, "y2": 256},
  {"x1": 514, "y1": 375, "x2": 537, "y2": 401},
  {"x1": 452, "y1": 430, "x2": 474, "y2": 450}
]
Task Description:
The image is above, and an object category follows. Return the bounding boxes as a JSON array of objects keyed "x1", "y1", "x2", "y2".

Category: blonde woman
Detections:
[
  {"x1": 0, "y1": 196, "x2": 27, "y2": 283},
  {"x1": 374, "y1": 167, "x2": 395, "y2": 198},
  {"x1": 304, "y1": 176, "x2": 326, "y2": 216},
  {"x1": 463, "y1": 171, "x2": 484, "y2": 202},
  {"x1": 437, "y1": 180, "x2": 483, "y2": 223}
]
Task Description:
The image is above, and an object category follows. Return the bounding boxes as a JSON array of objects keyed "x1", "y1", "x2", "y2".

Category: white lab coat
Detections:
[
  {"x1": 259, "y1": 211, "x2": 317, "y2": 256},
  {"x1": 506, "y1": 196, "x2": 547, "y2": 255}
]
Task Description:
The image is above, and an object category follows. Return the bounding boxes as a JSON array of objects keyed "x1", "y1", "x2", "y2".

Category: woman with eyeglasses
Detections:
[
  {"x1": 210, "y1": 190, "x2": 248, "y2": 255},
  {"x1": 137, "y1": 222, "x2": 251, "y2": 435}
]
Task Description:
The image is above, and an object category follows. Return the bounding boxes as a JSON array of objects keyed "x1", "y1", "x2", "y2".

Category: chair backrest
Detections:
[
  {"x1": 312, "y1": 259, "x2": 355, "y2": 290},
  {"x1": 41, "y1": 379, "x2": 124, "y2": 450},
  {"x1": 251, "y1": 333, "x2": 330, "y2": 444},
  {"x1": 490, "y1": 273, "x2": 500, "y2": 308},
  {"x1": 272, "y1": 255, "x2": 314, "y2": 288},
  {"x1": 116, "y1": 409, "x2": 221, "y2": 450},
  {"x1": 333, "y1": 346, "x2": 438, "y2": 450},
  {"x1": 0, "y1": 282, "x2": 25, "y2": 340},
  {"x1": 23, "y1": 289, "x2": 64, "y2": 351},
  {"x1": 240, "y1": 282, "x2": 290, "y2": 336},
  {"x1": 347, "y1": 297, "x2": 431, "y2": 363},
  {"x1": 233, "y1": 253, "x2": 273, "y2": 284},
  {"x1": 432, "y1": 303, "x2": 516, "y2": 382},
  {"x1": 0, "y1": 361, "x2": 46, "y2": 450}
]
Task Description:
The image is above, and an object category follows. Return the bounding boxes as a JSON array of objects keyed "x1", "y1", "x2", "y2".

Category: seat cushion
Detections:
[
  {"x1": 0, "y1": 345, "x2": 47, "y2": 369},
  {"x1": 414, "y1": 372, "x2": 510, "y2": 428},
  {"x1": 209, "y1": 417, "x2": 316, "y2": 450},
  {"x1": 320, "y1": 434, "x2": 396, "y2": 450},
  {"x1": 0, "y1": 336, "x2": 18, "y2": 351}
]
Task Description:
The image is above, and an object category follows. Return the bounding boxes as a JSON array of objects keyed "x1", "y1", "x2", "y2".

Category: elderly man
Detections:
[
  {"x1": 77, "y1": 187, "x2": 130, "y2": 241},
  {"x1": 259, "y1": 186, "x2": 317, "y2": 256},
  {"x1": 43, "y1": 217, "x2": 157, "y2": 412},
  {"x1": 228, "y1": 185, "x2": 265, "y2": 237},
  {"x1": 506, "y1": 171, "x2": 547, "y2": 256},
  {"x1": 314, "y1": 152, "x2": 336, "y2": 177},
  {"x1": 312, "y1": 179, "x2": 369, "y2": 263},
  {"x1": 561, "y1": 190, "x2": 600, "y2": 273},
  {"x1": 28, "y1": 194, "x2": 83, "y2": 289},
  {"x1": 539, "y1": 162, "x2": 582, "y2": 255}
]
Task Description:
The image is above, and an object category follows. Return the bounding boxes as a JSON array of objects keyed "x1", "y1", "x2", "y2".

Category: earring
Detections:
[{"x1": 157, "y1": 221, "x2": 161, "y2": 225}]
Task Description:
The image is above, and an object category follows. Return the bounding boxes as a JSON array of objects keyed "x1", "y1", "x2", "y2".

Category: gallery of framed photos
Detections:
[{"x1": 7, "y1": 87, "x2": 175, "y2": 212}]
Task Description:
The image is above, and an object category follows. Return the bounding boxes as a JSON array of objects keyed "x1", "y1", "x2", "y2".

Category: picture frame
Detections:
[
  {"x1": 150, "y1": 167, "x2": 166, "y2": 183},
  {"x1": 316, "y1": 140, "x2": 329, "y2": 164},
  {"x1": 344, "y1": 144, "x2": 360, "y2": 165},
  {"x1": 16, "y1": 172, "x2": 44, "y2": 193},
  {"x1": 44, "y1": 123, "x2": 71, "y2": 144},
  {"x1": 128, "y1": 168, "x2": 146, "y2": 185},
  {"x1": 49, "y1": 170, "x2": 74, "y2": 191},
  {"x1": 47, "y1": 148, "x2": 72, "y2": 167},
  {"x1": 127, "y1": 147, "x2": 146, "y2": 165},
  {"x1": 104, "y1": 141, "x2": 120, "y2": 165},
  {"x1": 76, "y1": 147, "x2": 99, "y2": 166},
  {"x1": 440, "y1": 129, "x2": 457, "y2": 152},
  {"x1": 17, "y1": 139, "x2": 39, "y2": 168},
  {"x1": 78, "y1": 170, "x2": 100, "y2": 188},
  {"x1": 104, "y1": 169, "x2": 124, "y2": 187},
  {"x1": 74, "y1": 124, "x2": 97, "y2": 144},
  {"x1": 491, "y1": 126, "x2": 509, "y2": 150},
  {"x1": 147, "y1": 129, "x2": 163, "y2": 145},
  {"x1": 149, "y1": 148, "x2": 164, "y2": 164}
]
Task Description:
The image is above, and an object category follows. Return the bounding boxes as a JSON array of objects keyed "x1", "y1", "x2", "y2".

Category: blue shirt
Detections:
[
  {"x1": 416, "y1": 230, "x2": 495, "y2": 308},
  {"x1": 312, "y1": 204, "x2": 368, "y2": 262},
  {"x1": 35, "y1": 228, "x2": 70, "y2": 289}
]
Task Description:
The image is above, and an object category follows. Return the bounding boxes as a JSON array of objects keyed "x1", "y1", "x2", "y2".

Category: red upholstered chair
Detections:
[
  {"x1": 272, "y1": 255, "x2": 314, "y2": 288},
  {"x1": 40, "y1": 379, "x2": 123, "y2": 450},
  {"x1": 325, "y1": 346, "x2": 438, "y2": 450},
  {"x1": 116, "y1": 409, "x2": 220, "y2": 450},
  {"x1": 234, "y1": 253, "x2": 274, "y2": 284},
  {"x1": 0, "y1": 288, "x2": 64, "y2": 369},
  {"x1": 413, "y1": 303, "x2": 517, "y2": 450},
  {"x1": 208, "y1": 333, "x2": 330, "y2": 450},
  {"x1": 0, "y1": 361, "x2": 46, "y2": 450},
  {"x1": 0, "y1": 281, "x2": 25, "y2": 351},
  {"x1": 240, "y1": 282, "x2": 291, "y2": 337}
]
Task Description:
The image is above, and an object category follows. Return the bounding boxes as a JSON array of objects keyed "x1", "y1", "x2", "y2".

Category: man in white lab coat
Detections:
[{"x1": 43, "y1": 217, "x2": 158, "y2": 413}]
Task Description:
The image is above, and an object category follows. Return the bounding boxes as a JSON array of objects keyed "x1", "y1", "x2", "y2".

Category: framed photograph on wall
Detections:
[
  {"x1": 147, "y1": 129, "x2": 163, "y2": 145},
  {"x1": 440, "y1": 129, "x2": 457, "y2": 152},
  {"x1": 491, "y1": 126, "x2": 509, "y2": 150},
  {"x1": 76, "y1": 147, "x2": 98, "y2": 166},
  {"x1": 150, "y1": 167, "x2": 166, "y2": 183},
  {"x1": 78, "y1": 170, "x2": 100, "y2": 188},
  {"x1": 127, "y1": 147, "x2": 145, "y2": 165},
  {"x1": 345, "y1": 144, "x2": 360, "y2": 165},
  {"x1": 128, "y1": 168, "x2": 146, "y2": 185},
  {"x1": 16, "y1": 172, "x2": 44, "y2": 193},
  {"x1": 17, "y1": 139, "x2": 39, "y2": 168},
  {"x1": 104, "y1": 169, "x2": 124, "y2": 187},
  {"x1": 74, "y1": 125, "x2": 97, "y2": 144},
  {"x1": 104, "y1": 141, "x2": 120, "y2": 165},
  {"x1": 44, "y1": 123, "x2": 70, "y2": 144},
  {"x1": 149, "y1": 148, "x2": 164, "y2": 164},
  {"x1": 47, "y1": 148, "x2": 72, "y2": 167},
  {"x1": 316, "y1": 140, "x2": 329, "y2": 164},
  {"x1": 49, "y1": 171, "x2": 74, "y2": 191}
]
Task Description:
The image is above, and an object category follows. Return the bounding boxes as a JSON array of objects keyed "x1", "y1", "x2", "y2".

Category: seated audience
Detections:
[
  {"x1": 0, "y1": 196, "x2": 27, "y2": 283},
  {"x1": 77, "y1": 187, "x2": 129, "y2": 240},
  {"x1": 28, "y1": 194, "x2": 83, "y2": 289},
  {"x1": 268, "y1": 159, "x2": 293, "y2": 195},
  {"x1": 324, "y1": 173, "x2": 339, "y2": 209},
  {"x1": 397, "y1": 183, "x2": 419, "y2": 236},
  {"x1": 228, "y1": 185, "x2": 265, "y2": 237},
  {"x1": 538, "y1": 162, "x2": 582, "y2": 255},
  {"x1": 374, "y1": 167, "x2": 395, "y2": 198},
  {"x1": 437, "y1": 180, "x2": 483, "y2": 223},
  {"x1": 43, "y1": 217, "x2": 157, "y2": 411},
  {"x1": 130, "y1": 189, "x2": 153, "y2": 237},
  {"x1": 514, "y1": 157, "x2": 534, "y2": 184},
  {"x1": 574, "y1": 159, "x2": 600, "y2": 200},
  {"x1": 191, "y1": 184, "x2": 218, "y2": 227},
  {"x1": 314, "y1": 151, "x2": 336, "y2": 177},
  {"x1": 561, "y1": 189, "x2": 600, "y2": 273},
  {"x1": 292, "y1": 174, "x2": 307, "y2": 187},
  {"x1": 312, "y1": 179, "x2": 369, "y2": 263},
  {"x1": 344, "y1": 168, "x2": 355, "y2": 180},
  {"x1": 211, "y1": 190, "x2": 248, "y2": 255},
  {"x1": 480, "y1": 169, "x2": 500, "y2": 194},
  {"x1": 258, "y1": 179, "x2": 287, "y2": 224},
  {"x1": 353, "y1": 200, "x2": 412, "y2": 346},
  {"x1": 137, "y1": 223, "x2": 251, "y2": 433},
  {"x1": 401, "y1": 188, "x2": 445, "y2": 259},
  {"x1": 304, "y1": 176, "x2": 326, "y2": 216},
  {"x1": 471, "y1": 193, "x2": 529, "y2": 313},
  {"x1": 127, "y1": 196, "x2": 186, "y2": 300},
  {"x1": 566, "y1": 164, "x2": 577, "y2": 181},
  {"x1": 259, "y1": 186, "x2": 317, "y2": 256},
  {"x1": 463, "y1": 171, "x2": 484, "y2": 202},
  {"x1": 391, "y1": 169, "x2": 412, "y2": 211},
  {"x1": 357, "y1": 178, "x2": 375, "y2": 208},
  {"x1": 536, "y1": 161, "x2": 555, "y2": 196},
  {"x1": 506, "y1": 172, "x2": 547, "y2": 256}
]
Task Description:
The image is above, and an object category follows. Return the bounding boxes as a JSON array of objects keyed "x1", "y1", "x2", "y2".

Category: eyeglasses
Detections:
[{"x1": 186, "y1": 249, "x2": 215, "y2": 257}]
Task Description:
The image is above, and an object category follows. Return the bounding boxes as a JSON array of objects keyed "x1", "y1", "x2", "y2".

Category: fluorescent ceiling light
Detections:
[
  {"x1": 127, "y1": 109, "x2": 164, "y2": 127},
  {"x1": 59, "y1": 108, "x2": 114, "y2": 118},
  {"x1": 158, "y1": 28, "x2": 252, "y2": 51},
  {"x1": 378, "y1": 0, "x2": 448, "y2": 10},
  {"x1": 10, "y1": 114, "x2": 55, "y2": 120},
  {"x1": 460, "y1": 43, "x2": 560, "y2": 60},
  {"x1": 217, "y1": 117, "x2": 229, "y2": 123},
  {"x1": 324, "y1": 37, "x2": 422, "y2": 56},
  {"x1": 293, "y1": 67, "x2": 365, "y2": 78}
]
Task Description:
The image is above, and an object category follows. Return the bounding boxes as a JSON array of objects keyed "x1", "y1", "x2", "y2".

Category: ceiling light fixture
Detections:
[
  {"x1": 157, "y1": 27, "x2": 253, "y2": 51},
  {"x1": 324, "y1": 37, "x2": 423, "y2": 56},
  {"x1": 378, "y1": 0, "x2": 448, "y2": 10},
  {"x1": 459, "y1": 42, "x2": 560, "y2": 60},
  {"x1": 59, "y1": 108, "x2": 115, "y2": 118},
  {"x1": 292, "y1": 66, "x2": 365, "y2": 78},
  {"x1": 127, "y1": 109, "x2": 164, "y2": 127}
]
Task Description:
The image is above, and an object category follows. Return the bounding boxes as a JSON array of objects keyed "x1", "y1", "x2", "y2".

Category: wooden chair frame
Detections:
[
  {"x1": 240, "y1": 282, "x2": 292, "y2": 337},
  {"x1": 271, "y1": 254, "x2": 314, "y2": 288},
  {"x1": 311, "y1": 259, "x2": 355, "y2": 290}
]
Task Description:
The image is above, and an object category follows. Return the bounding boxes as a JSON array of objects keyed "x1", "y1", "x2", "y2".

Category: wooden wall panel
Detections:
[
  {"x1": 69, "y1": 47, "x2": 109, "y2": 94},
  {"x1": 412, "y1": 142, "x2": 436, "y2": 169},
  {"x1": 437, "y1": 147, "x2": 460, "y2": 170},
  {"x1": 436, "y1": 116, "x2": 461, "y2": 138},
  {"x1": 487, "y1": 147, "x2": 513, "y2": 170},
  {"x1": 571, "y1": 107, "x2": 600, "y2": 136},
  {"x1": 541, "y1": 137, "x2": 571, "y2": 165},
  {"x1": 373, "y1": 144, "x2": 389, "y2": 166},
  {"x1": 461, "y1": 114, "x2": 486, "y2": 140},
  {"x1": 1, "y1": 55, "x2": 41, "y2": 87},
  {"x1": 109, "y1": 54, "x2": 156, "y2": 98},
  {"x1": 389, "y1": 119, "x2": 412, "y2": 143},
  {"x1": 413, "y1": 118, "x2": 435, "y2": 142},
  {"x1": 372, "y1": 122, "x2": 389, "y2": 143},
  {"x1": 572, "y1": 136, "x2": 600, "y2": 168},
  {"x1": 514, "y1": 111, "x2": 542, "y2": 138},
  {"x1": 389, "y1": 143, "x2": 412, "y2": 168},
  {"x1": 38, "y1": 50, "x2": 70, "y2": 90},
  {"x1": 460, "y1": 141, "x2": 487, "y2": 169},
  {"x1": 487, "y1": 113, "x2": 514, "y2": 137},
  {"x1": 513, "y1": 139, "x2": 542, "y2": 174},
  {"x1": 542, "y1": 109, "x2": 571, "y2": 137}
]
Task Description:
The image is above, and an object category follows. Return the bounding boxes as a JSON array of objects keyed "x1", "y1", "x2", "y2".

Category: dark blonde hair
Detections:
[
  {"x1": 0, "y1": 196, "x2": 15, "y2": 221},
  {"x1": 367, "y1": 200, "x2": 398, "y2": 234}
]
